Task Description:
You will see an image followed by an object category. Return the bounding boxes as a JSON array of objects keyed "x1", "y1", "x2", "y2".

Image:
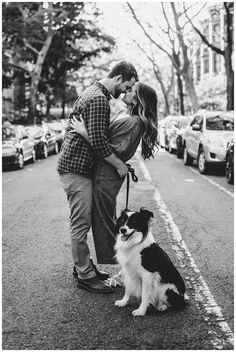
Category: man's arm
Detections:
[
  {"x1": 86, "y1": 96, "x2": 128, "y2": 178},
  {"x1": 70, "y1": 114, "x2": 128, "y2": 177}
]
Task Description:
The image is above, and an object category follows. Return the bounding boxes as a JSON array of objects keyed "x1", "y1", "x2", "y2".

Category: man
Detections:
[{"x1": 57, "y1": 61, "x2": 138, "y2": 293}]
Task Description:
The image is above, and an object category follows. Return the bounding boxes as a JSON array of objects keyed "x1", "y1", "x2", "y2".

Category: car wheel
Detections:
[
  {"x1": 17, "y1": 152, "x2": 24, "y2": 170},
  {"x1": 42, "y1": 144, "x2": 48, "y2": 159},
  {"x1": 31, "y1": 149, "x2": 36, "y2": 163},
  {"x1": 176, "y1": 145, "x2": 183, "y2": 159},
  {"x1": 226, "y1": 158, "x2": 234, "y2": 184},
  {"x1": 54, "y1": 142, "x2": 59, "y2": 154},
  {"x1": 183, "y1": 145, "x2": 193, "y2": 166},
  {"x1": 198, "y1": 148, "x2": 208, "y2": 174},
  {"x1": 165, "y1": 136, "x2": 169, "y2": 151}
]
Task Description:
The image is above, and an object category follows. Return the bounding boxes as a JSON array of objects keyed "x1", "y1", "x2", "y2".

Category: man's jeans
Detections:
[{"x1": 59, "y1": 172, "x2": 96, "y2": 279}]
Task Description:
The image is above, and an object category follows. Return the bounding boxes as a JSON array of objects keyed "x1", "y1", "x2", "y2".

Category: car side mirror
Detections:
[{"x1": 192, "y1": 124, "x2": 201, "y2": 131}]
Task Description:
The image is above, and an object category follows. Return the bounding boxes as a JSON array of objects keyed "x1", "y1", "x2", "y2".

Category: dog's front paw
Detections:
[
  {"x1": 115, "y1": 299, "x2": 127, "y2": 307},
  {"x1": 157, "y1": 304, "x2": 168, "y2": 312},
  {"x1": 132, "y1": 308, "x2": 146, "y2": 316}
]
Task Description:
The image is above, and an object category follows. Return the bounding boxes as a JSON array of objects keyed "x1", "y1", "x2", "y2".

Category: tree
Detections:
[
  {"x1": 127, "y1": 2, "x2": 200, "y2": 114},
  {"x1": 132, "y1": 41, "x2": 173, "y2": 116},
  {"x1": 184, "y1": 2, "x2": 234, "y2": 110},
  {"x1": 2, "y1": 2, "x2": 115, "y2": 123}
]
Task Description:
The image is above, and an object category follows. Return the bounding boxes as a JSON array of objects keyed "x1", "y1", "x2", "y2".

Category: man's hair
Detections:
[{"x1": 108, "y1": 61, "x2": 139, "y2": 82}]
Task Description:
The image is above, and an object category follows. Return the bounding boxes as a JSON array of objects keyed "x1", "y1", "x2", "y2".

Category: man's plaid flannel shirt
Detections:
[{"x1": 57, "y1": 81, "x2": 114, "y2": 178}]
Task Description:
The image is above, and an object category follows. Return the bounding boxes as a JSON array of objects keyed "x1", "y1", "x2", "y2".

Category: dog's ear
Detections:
[
  {"x1": 115, "y1": 209, "x2": 128, "y2": 235},
  {"x1": 139, "y1": 207, "x2": 154, "y2": 220}
]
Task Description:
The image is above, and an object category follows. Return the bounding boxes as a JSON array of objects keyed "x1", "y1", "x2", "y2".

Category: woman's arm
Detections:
[{"x1": 70, "y1": 115, "x2": 90, "y2": 143}]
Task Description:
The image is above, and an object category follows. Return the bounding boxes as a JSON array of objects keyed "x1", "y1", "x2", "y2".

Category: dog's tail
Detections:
[{"x1": 166, "y1": 289, "x2": 186, "y2": 310}]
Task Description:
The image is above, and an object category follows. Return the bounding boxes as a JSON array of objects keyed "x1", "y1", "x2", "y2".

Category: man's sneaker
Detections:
[
  {"x1": 73, "y1": 262, "x2": 110, "y2": 281},
  {"x1": 77, "y1": 276, "x2": 114, "y2": 293}
]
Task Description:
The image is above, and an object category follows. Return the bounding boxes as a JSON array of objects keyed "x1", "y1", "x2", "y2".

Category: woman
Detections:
[{"x1": 70, "y1": 82, "x2": 158, "y2": 280}]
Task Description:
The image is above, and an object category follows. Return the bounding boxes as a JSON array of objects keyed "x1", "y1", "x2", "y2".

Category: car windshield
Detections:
[
  {"x1": 2, "y1": 127, "x2": 16, "y2": 141},
  {"x1": 206, "y1": 115, "x2": 234, "y2": 131}
]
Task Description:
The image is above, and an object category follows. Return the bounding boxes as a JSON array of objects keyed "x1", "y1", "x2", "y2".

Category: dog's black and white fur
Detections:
[{"x1": 114, "y1": 208, "x2": 187, "y2": 316}]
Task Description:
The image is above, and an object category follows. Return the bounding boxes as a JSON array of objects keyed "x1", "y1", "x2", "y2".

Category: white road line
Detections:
[
  {"x1": 136, "y1": 153, "x2": 234, "y2": 350},
  {"x1": 190, "y1": 167, "x2": 234, "y2": 199}
]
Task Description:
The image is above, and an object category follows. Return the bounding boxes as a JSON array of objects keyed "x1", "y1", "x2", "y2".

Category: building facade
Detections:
[{"x1": 192, "y1": 4, "x2": 234, "y2": 84}]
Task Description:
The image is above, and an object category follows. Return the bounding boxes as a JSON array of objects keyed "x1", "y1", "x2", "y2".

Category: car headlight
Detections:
[{"x1": 207, "y1": 139, "x2": 224, "y2": 148}]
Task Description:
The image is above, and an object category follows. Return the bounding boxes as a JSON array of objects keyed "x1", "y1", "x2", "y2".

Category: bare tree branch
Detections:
[
  {"x1": 126, "y1": 3, "x2": 172, "y2": 60},
  {"x1": 132, "y1": 38, "x2": 171, "y2": 114},
  {"x1": 161, "y1": 3, "x2": 177, "y2": 49},
  {"x1": 23, "y1": 39, "x2": 40, "y2": 55},
  {"x1": 182, "y1": 3, "x2": 207, "y2": 23},
  {"x1": 183, "y1": 3, "x2": 224, "y2": 55},
  {"x1": 167, "y1": 69, "x2": 175, "y2": 96},
  {"x1": 7, "y1": 62, "x2": 30, "y2": 74}
]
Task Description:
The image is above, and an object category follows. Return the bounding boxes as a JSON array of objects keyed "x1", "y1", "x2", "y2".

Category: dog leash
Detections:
[{"x1": 125, "y1": 164, "x2": 138, "y2": 211}]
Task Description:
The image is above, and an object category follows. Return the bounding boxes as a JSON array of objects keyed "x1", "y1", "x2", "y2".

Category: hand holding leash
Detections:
[{"x1": 117, "y1": 163, "x2": 129, "y2": 178}]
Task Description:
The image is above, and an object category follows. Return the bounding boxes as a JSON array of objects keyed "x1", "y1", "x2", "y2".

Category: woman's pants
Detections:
[{"x1": 92, "y1": 160, "x2": 125, "y2": 264}]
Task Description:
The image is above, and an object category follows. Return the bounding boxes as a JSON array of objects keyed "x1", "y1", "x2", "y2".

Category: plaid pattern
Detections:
[{"x1": 57, "y1": 82, "x2": 114, "y2": 178}]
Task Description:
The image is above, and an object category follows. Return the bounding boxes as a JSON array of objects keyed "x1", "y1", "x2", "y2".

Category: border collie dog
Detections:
[{"x1": 114, "y1": 208, "x2": 187, "y2": 316}]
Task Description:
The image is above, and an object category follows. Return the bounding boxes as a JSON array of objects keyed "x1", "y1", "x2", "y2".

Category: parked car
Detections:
[
  {"x1": 164, "y1": 115, "x2": 183, "y2": 152},
  {"x1": 2, "y1": 124, "x2": 36, "y2": 169},
  {"x1": 176, "y1": 116, "x2": 193, "y2": 158},
  {"x1": 183, "y1": 110, "x2": 234, "y2": 174},
  {"x1": 167, "y1": 116, "x2": 185, "y2": 153},
  {"x1": 225, "y1": 138, "x2": 234, "y2": 184},
  {"x1": 45, "y1": 120, "x2": 66, "y2": 151},
  {"x1": 25, "y1": 124, "x2": 58, "y2": 159}
]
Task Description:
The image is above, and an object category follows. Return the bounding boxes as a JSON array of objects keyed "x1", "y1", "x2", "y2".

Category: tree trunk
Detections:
[
  {"x1": 171, "y1": 3, "x2": 199, "y2": 113},
  {"x1": 27, "y1": 3, "x2": 54, "y2": 124},
  {"x1": 224, "y1": 47, "x2": 234, "y2": 111},
  {"x1": 28, "y1": 34, "x2": 53, "y2": 124},
  {"x1": 153, "y1": 68, "x2": 170, "y2": 116},
  {"x1": 46, "y1": 96, "x2": 52, "y2": 120},
  {"x1": 177, "y1": 73, "x2": 185, "y2": 115},
  {"x1": 28, "y1": 83, "x2": 38, "y2": 124},
  {"x1": 183, "y1": 71, "x2": 199, "y2": 113},
  {"x1": 61, "y1": 77, "x2": 66, "y2": 119}
]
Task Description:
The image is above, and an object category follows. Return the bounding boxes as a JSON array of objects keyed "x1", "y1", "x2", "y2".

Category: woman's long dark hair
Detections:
[{"x1": 131, "y1": 82, "x2": 158, "y2": 159}]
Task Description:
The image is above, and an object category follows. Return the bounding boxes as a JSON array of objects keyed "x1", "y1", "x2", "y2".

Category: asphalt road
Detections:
[{"x1": 2, "y1": 149, "x2": 234, "y2": 350}]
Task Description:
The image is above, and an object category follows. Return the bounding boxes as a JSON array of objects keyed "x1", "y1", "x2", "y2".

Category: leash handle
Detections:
[
  {"x1": 126, "y1": 164, "x2": 138, "y2": 182},
  {"x1": 125, "y1": 164, "x2": 138, "y2": 211}
]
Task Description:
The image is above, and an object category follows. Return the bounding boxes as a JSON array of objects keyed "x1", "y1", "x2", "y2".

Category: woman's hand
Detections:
[{"x1": 70, "y1": 115, "x2": 90, "y2": 142}]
